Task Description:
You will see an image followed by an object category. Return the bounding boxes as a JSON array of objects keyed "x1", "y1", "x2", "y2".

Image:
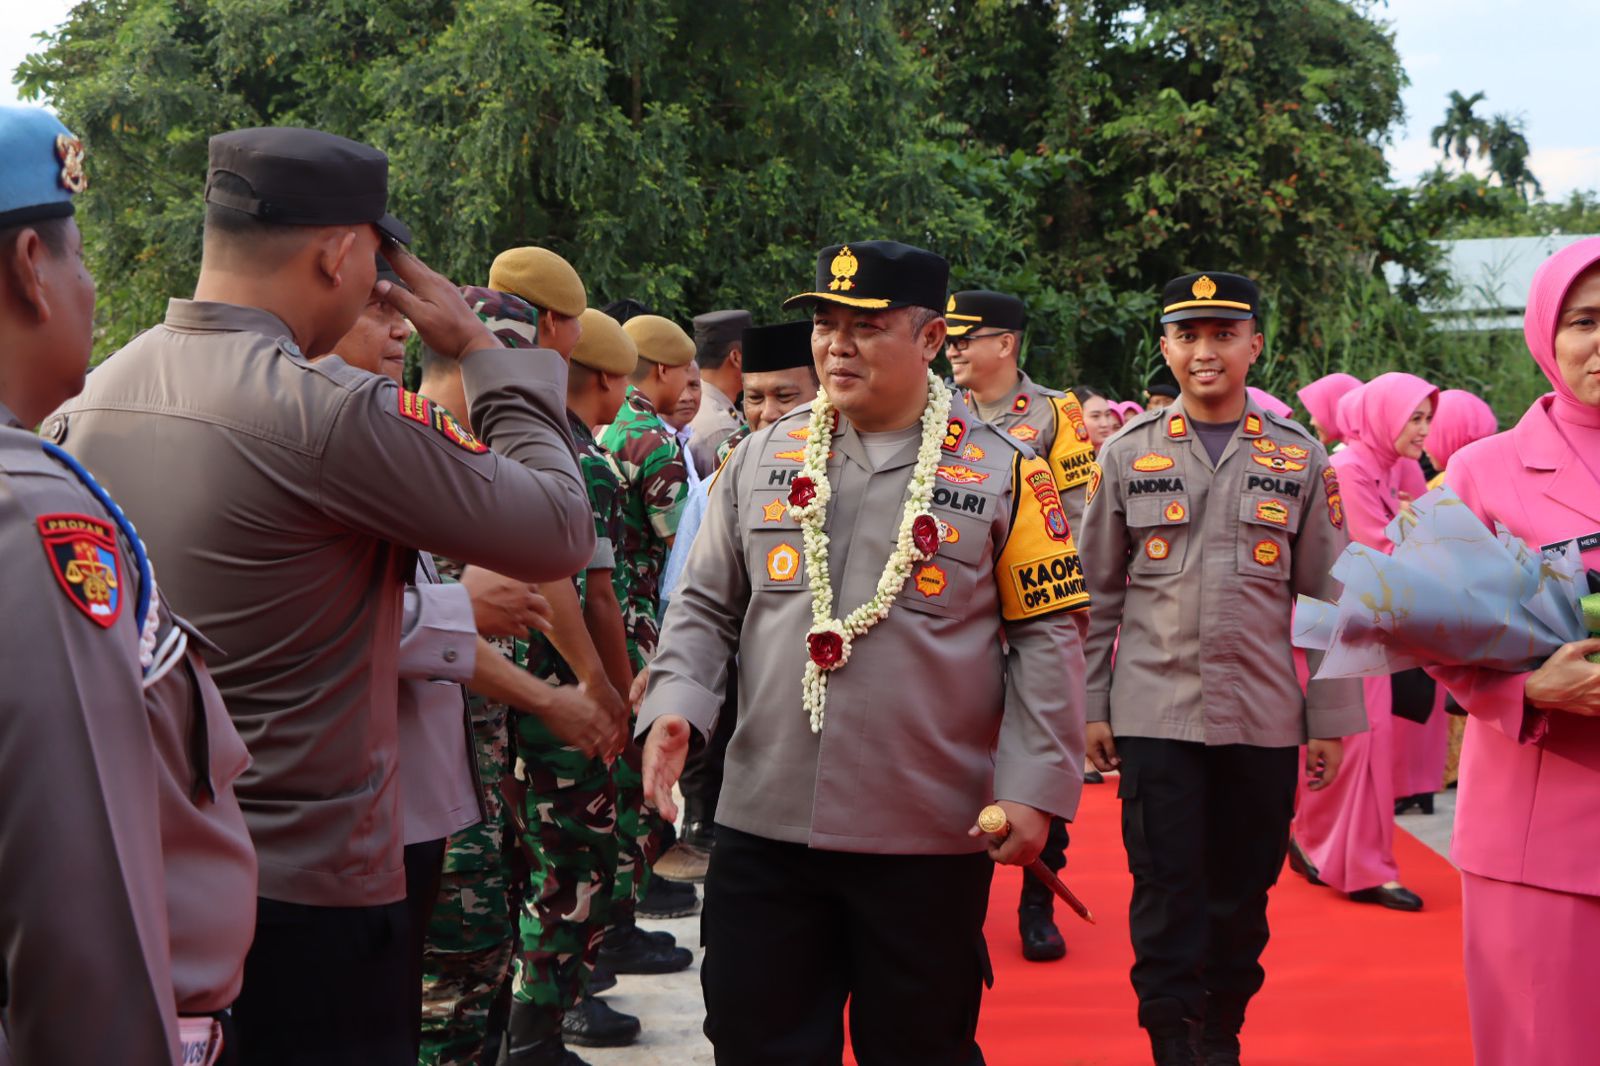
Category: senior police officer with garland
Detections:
[
  {"x1": 0, "y1": 106, "x2": 256, "y2": 1066},
  {"x1": 46, "y1": 126, "x2": 596, "y2": 1066},
  {"x1": 639, "y1": 240, "x2": 1091, "y2": 1064}
]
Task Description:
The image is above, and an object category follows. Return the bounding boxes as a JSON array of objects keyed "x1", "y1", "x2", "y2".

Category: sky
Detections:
[{"x1": 2, "y1": 0, "x2": 1594, "y2": 198}]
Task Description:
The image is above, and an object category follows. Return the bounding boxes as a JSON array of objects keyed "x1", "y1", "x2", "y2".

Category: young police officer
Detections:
[{"x1": 1078, "y1": 273, "x2": 1364, "y2": 1065}]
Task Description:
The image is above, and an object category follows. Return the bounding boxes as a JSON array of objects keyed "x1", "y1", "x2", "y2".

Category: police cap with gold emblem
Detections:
[
  {"x1": 204, "y1": 126, "x2": 412, "y2": 245},
  {"x1": 487, "y1": 246, "x2": 586, "y2": 318},
  {"x1": 740, "y1": 321, "x2": 814, "y2": 373},
  {"x1": 783, "y1": 240, "x2": 948, "y2": 313},
  {"x1": 0, "y1": 105, "x2": 87, "y2": 228},
  {"x1": 944, "y1": 290, "x2": 1026, "y2": 338},
  {"x1": 1160, "y1": 271, "x2": 1260, "y2": 324},
  {"x1": 573, "y1": 308, "x2": 639, "y2": 376},
  {"x1": 623, "y1": 314, "x2": 696, "y2": 367}
]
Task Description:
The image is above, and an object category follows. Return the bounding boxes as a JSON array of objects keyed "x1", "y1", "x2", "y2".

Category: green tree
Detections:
[
  {"x1": 1430, "y1": 89, "x2": 1488, "y2": 172},
  {"x1": 1480, "y1": 113, "x2": 1541, "y2": 200}
]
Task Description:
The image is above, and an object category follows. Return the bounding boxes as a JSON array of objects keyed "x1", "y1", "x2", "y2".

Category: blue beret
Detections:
[{"x1": 0, "y1": 106, "x2": 85, "y2": 229}]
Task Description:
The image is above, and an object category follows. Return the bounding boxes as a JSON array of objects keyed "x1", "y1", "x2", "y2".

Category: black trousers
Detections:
[
  {"x1": 403, "y1": 838, "x2": 447, "y2": 1053},
  {"x1": 233, "y1": 896, "x2": 413, "y2": 1066},
  {"x1": 702, "y1": 827, "x2": 994, "y2": 1066},
  {"x1": 1116, "y1": 738, "x2": 1298, "y2": 1029},
  {"x1": 1019, "y1": 816, "x2": 1070, "y2": 912}
]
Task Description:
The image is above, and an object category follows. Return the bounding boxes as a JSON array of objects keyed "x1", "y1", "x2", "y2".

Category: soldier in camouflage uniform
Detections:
[{"x1": 596, "y1": 314, "x2": 696, "y2": 937}]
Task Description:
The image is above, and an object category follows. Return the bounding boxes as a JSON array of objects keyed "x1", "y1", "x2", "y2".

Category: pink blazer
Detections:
[{"x1": 1439, "y1": 395, "x2": 1600, "y2": 897}]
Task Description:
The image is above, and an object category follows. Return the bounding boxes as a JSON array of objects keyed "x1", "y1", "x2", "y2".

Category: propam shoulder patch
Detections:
[
  {"x1": 37, "y1": 513, "x2": 123, "y2": 627},
  {"x1": 996, "y1": 456, "x2": 1090, "y2": 621}
]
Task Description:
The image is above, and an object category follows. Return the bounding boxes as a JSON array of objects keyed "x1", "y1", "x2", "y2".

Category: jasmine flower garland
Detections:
[{"x1": 786, "y1": 370, "x2": 952, "y2": 733}]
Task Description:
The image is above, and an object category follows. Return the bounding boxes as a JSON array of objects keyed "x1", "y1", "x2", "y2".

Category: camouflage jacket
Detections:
[{"x1": 715, "y1": 423, "x2": 751, "y2": 467}]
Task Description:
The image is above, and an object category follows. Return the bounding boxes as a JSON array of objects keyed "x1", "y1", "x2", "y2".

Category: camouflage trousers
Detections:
[
  {"x1": 507, "y1": 711, "x2": 621, "y2": 1036},
  {"x1": 609, "y1": 719, "x2": 666, "y2": 923},
  {"x1": 419, "y1": 704, "x2": 516, "y2": 1066}
]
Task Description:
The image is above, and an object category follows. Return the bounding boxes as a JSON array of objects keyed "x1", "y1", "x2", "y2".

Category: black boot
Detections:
[
  {"x1": 1140, "y1": 998, "x2": 1200, "y2": 1066},
  {"x1": 597, "y1": 922, "x2": 693, "y2": 974},
  {"x1": 637, "y1": 875, "x2": 700, "y2": 918},
  {"x1": 561, "y1": 993, "x2": 641, "y2": 1048},
  {"x1": 505, "y1": 999, "x2": 591, "y2": 1066},
  {"x1": 1200, "y1": 996, "x2": 1244, "y2": 1066},
  {"x1": 1018, "y1": 905, "x2": 1066, "y2": 962}
]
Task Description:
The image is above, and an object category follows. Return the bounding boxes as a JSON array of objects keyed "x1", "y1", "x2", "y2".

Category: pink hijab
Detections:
[
  {"x1": 1116, "y1": 400, "x2": 1145, "y2": 421},
  {"x1": 1335, "y1": 384, "x2": 1366, "y2": 444},
  {"x1": 1246, "y1": 387, "x2": 1294, "y2": 419},
  {"x1": 1331, "y1": 372, "x2": 1438, "y2": 550},
  {"x1": 1297, "y1": 373, "x2": 1362, "y2": 441},
  {"x1": 1342, "y1": 372, "x2": 1439, "y2": 469},
  {"x1": 1426, "y1": 390, "x2": 1498, "y2": 471},
  {"x1": 1527, "y1": 236, "x2": 1600, "y2": 428}
]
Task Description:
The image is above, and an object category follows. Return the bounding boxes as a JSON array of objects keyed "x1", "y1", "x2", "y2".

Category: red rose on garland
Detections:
[
  {"x1": 789, "y1": 476, "x2": 817, "y2": 509},
  {"x1": 808, "y1": 630, "x2": 845, "y2": 670},
  {"x1": 912, "y1": 513, "x2": 940, "y2": 558}
]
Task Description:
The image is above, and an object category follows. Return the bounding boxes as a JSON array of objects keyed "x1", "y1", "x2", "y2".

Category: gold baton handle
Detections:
[{"x1": 976, "y1": 804, "x2": 1096, "y2": 924}]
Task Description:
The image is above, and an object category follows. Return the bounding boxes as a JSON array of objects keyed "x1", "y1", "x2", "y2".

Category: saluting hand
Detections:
[
  {"x1": 1526, "y1": 638, "x2": 1600, "y2": 716},
  {"x1": 375, "y1": 243, "x2": 500, "y2": 361},
  {"x1": 460, "y1": 566, "x2": 552, "y2": 638},
  {"x1": 642, "y1": 715, "x2": 693, "y2": 823}
]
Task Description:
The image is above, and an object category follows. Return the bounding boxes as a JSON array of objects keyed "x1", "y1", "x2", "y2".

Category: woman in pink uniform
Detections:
[
  {"x1": 1291, "y1": 371, "x2": 1436, "y2": 911},
  {"x1": 1296, "y1": 372, "x2": 1362, "y2": 446},
  {"x1": 1433, "y1": 237, "x2": 1600, "y2": 1064},
  {"x1": 1391, "y1": 390, "x2": 1502, "y2": 810}
]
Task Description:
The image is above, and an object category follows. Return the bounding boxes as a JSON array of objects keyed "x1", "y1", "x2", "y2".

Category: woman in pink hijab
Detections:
[
  {"x1": 1429, "y1": 238, "x2": 1600, "y2": 1064},
  {"x1": 1422, "y1": 389, "x2": 1498, "y2": 490},
  {"x1": 1291, "y1": 371, "x2": 1437, "y2": 911},
  {"x1": 1297, "y1": 372, "x2": 1363, "y2": 446}
]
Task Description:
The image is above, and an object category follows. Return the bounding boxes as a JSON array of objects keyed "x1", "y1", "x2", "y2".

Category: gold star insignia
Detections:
[{"x1": 761, "y1": 497, "x2": 788, "y2": 523}]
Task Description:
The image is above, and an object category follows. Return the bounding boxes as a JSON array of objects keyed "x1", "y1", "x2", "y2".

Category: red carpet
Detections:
[{"x1": 846, "y1": 785, "x2": 1472, "y2": 1065}]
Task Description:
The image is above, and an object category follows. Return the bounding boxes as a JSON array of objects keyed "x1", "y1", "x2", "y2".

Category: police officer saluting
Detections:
[
  {"x1": 47, "y1": 127, "x2": 595, "y2": 1066},
  {"x1": 1077, "y1": 272, "x2": 1363, "y2": 1065},
  {"x1": 0, "y1": 106, "x2": 256, "y2": 1066},
  {"x1": 639, "y1": 240, "x2": 1090, "y2": 1064}
]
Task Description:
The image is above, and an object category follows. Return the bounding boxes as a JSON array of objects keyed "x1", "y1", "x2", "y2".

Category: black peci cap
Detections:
[
  {"x1": 1160, "y1": 272, "x2": 1260, "y2": 324},
  {"x1": 205, "y1": 127, "x2": 412, "y2": 245},
  {"x1": 945, "y1": 290, "x2": 1026, "y2": 337},
  {"x1": 783, "y1": 240, "x2": 948, "y2": 313},
  {"x1": 740, "y1": 321, "x2": 814, "y2": 373}
]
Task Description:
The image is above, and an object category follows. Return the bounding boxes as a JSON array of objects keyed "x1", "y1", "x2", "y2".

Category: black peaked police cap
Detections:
[
  {"x1": 945, "y1": 290, "x2": 1027, "y2": 337},
  {"x1": 1160, "y1": 272, "x2": 1260, "y2": 324},
  {"x1": 740, "y1": 321, "x2": 814, "y2": 373},
  {"x1": 205, "y1": 126, "x2": 413, "y2": 245},
  {"x1": 783, "y1": 241, "x2": 948, "y2": 314}
]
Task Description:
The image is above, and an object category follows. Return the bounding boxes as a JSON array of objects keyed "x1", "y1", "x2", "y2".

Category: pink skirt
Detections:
[
  {"x1": 1292, "y1": 674, "x2": 1399, "y2": 893},
  {"x1": 1463, "y1": 872, "x2": 1600, "y2": 1064},
  {"x1": 1391, "y1": 687, "x2": 1450, "y2": 797}
]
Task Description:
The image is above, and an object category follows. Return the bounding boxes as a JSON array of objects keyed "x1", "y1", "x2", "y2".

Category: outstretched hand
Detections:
[{"x1": 642, "y1": 714, "x2": 692, "y2": 822}]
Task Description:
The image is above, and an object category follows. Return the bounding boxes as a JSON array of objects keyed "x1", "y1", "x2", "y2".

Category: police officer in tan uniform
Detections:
[
  {"x1": 1078, "y1": 272, "x2": 1364, "y2": 1065},
  {"x1": 686, "y1": 309, "x2": 750, "y2": 474},
  {"x1": 946, "y1": 287, "x2": 1100, "y2": 961},
  {"x1": 639, "y1": 240, "x2": 1090, "y2": 1065},
  {"x1": 0, "y1": 105, "x2": 255, "y2": 1066},
  {"x1": 45, "y1": 127, "x2": 595, "y2": 1066}
]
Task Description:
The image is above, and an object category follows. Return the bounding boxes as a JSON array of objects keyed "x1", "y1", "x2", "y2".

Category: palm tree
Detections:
[
  {"x1": 1429, "y1": 90, "x2": 1488, "y2": 172},
  {"x1": 1481, "y1": 114, "x2": 1542, "y2": 200}
]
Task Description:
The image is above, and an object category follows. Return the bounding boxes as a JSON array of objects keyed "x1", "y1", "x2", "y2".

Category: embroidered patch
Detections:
[
  {"x1": 1007, "y1": 424, "x2": 1039, "y2": 443},
  {"x1": 1323, "y1": 468, "x2": 1344, "y2": 529},
  {"x1": 1146, "y1": 536, "x2": 1171, "y2": 561},
  {"x1": 1065, "y1": 396, "x2": 1090, "y2": 442},
  {"x1": 1167, "y1": 415, "x2": 1188, "y2": 438},
  {"x1": 1027, "y1": 468, "x2": 1072, "y2": 542},
  {"x1": 1252, "y1": 454, "x2": 1306, "y2": 473},
  {"x1": 1086, "y1": 463, "x2": 1102, "y2": 504},
  {"x1": 38, "y1": 513, "x2": 122, "y2": 627},
  {"x1": 1282, "y1": 444, "x2": 1309, "y2": 460},
  {"x1": 1256, "y1": 498, "x2": 1290, "y2": 527},
  {"x1": 1133, "y1": 452, "x2": 1175, "y2": 473},
  {"x1": 1253, "y1": 540, "x2": 1281, "y2": 566},
  {"x1": 761, "y1": 498, "x2": 787, "y2": 523},
  {"x1": 1252, "y1": 438, "x2": 1278, "y2": 454},
  {"x1": 773, "y1": 448, "x2": 807, "y2": 462},
  {"x1": 936, "y1": 518, "x2": 961, "y2": 545},
  {"x1": 399, "y1": 390, "x2": 431, "y2": 425},
  {"x1": 962, "y1": 442, "x2": 986, "y2": 461},
  {"x1": 942, "y1": 417, "x2": 968, "y2": 453},
  {"x1": 937, "y1": 464, "x2": 989, "y2": 485},
  {"x1": 1013, "y1": 395, "x2": 1030, "y2": 413},
  {"x1": 766, "y1": 543, "x2": 801, "y2": 582},
  {"x1": 787, "y1": 427, "x2": 810, "y2": 441},
  {"x1": 433, "y1": 407, "x2": 488, "y2": 453},
  {"x1": 1244, "y1": 413, "x2": 1263, "y2": 436},
  {"x1": 1164, "y1": 500, "x2": 1187, "y2": 522},
  {"x1": 914, "y1": 563, "x2": 948, "y2": 598}
]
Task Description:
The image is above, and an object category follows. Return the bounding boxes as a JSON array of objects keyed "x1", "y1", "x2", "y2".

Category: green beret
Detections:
[
  {"x1": 623, "y1": 315, "x2": 695, "y2": 367},
  {"x1": 572, "y1": 308, "x2": 639, "y2": 376}
]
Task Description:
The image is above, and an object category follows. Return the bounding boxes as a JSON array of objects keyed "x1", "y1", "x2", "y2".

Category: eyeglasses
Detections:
[{"x1": 947, "y1": 330, "x2": 1014, "y2": 354}]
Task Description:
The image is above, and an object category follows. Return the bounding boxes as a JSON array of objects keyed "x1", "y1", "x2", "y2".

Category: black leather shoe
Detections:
[
  {"x1": 562, "y1": 994, "x2": 641, "y2": 1048},
  {"x1": 1349, "y1": 884, "x2": 1423, "y2": 911},
  {"x1": 1018, "y1": 907, "x2": 1066, "y2": 962},
  {"x1": 1286, "y1": 837, "x2": 1324, "y2": 886},
  {"x1": 586, "y1": 958, "x2": 617, "y2": 994},
  {"x1": 637, "y1": 876, "x2": 700, "y2": 918},
  {"x1": 1147, "y1": 1025, "x2": 1201, "y2": 1066},
  {"x1": 1085, "y1": 767, "x2": 1105, "y2": 784},
  {"x1": 1200, "y1": 994, "x2": 1243, "y2": 1066},
  {"x1": 597, "y1": 923, "x2": 693, "y2": 974},
  {"x1": 503, "y1": 1035, "x2": 591, "y2": 1066},
  {"x1": 681, "y1": 817, "x2": 716, "y2": 849},
  {"x1": 1395, "y1": 792, "x2": 1436, "y2": 816}
]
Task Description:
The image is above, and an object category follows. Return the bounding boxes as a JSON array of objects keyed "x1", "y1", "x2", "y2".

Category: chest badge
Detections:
[
  {"x1": 1251, "y1": 439, "x2": 1277, "y2": 454},
  {"x1": 1255, "y1": 499, "x2": 1290, "y2": 527},
  {"x1": 1252, "y1": 453, "x2": 1306, "y2": 473},
  {"x1": 1253, "y1": 540, "x2": 1281, "y2": 566},
  {"x1": 766, "y1": 543, "x2": 801, "y2": 582},
  {"x1": 961, "y1": 442, "x2": 986, "y2": 461},
  {"x1": 1133, "y1": 452, "x2": 1176, "y2": 473},
  {"x1": 914, "y1": 563, "x2": 949, "y2": 598},
  {"x1": 773, "y1": 448, "x2": 807, "y2": 462},
  {"x1": 1145, "y1": 536, "x2": 1171, "y2": 561},
  {"x1": 1007, "y1": 424, "x2": 1039, "y2": 443},
  {"x1": 1164, "y1": 500, "x2": 1187, "y2": 522},
  {"x1": 937, "y1": 464, "x2": 989, "y2": 485},
  {"x1": 761, "y1": 498, "x2": 788, "y2": 523},
  {"x1": 38, "y1": 514, "x2": 122, "y2": 628},
  {"x1": 1282, "y1": 444, "x2": 1310, "y2": 460}
]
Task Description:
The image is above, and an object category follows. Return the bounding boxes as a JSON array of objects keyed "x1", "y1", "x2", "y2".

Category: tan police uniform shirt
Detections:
[
  {"x1": 0, "y1": 403, "x2": 256, "y2": 1064},
  {"x1": 969, "y1": 371, "x2": 1098, "y2": 536},
  {"x1": 687, "y1": 380, "x2": 744, "y2": 476},
  {"x1": 46, "y1": 299, "x2": 594, "y2": 908},
  {"x1": 1077, "y1": 398, "x2": 1365, "y2": 745},
  {"x1": 639, "y1": 391, "x2": 1091, "y2": 853}
]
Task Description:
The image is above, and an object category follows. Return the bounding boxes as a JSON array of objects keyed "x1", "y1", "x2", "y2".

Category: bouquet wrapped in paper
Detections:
[{"x1": 1293, "y1": 487, "x2": 1600, "y2": 679}]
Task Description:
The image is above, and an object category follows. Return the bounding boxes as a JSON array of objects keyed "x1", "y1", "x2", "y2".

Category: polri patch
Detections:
[
  {"x1": 1007, "y1": 424, "x2": 1039, "y2": 443},
  {"x1": 962, "y1": 442, "x2": 986, "y2": 461},
  {"x1": 773, "y1": 448, "x2": 807, "y2": 463},
  {"x1": 1252, "y1": 454, "x2": 1306, "y2": 473},
  {"x1": 761, "y1": 498, "x2": 787, "y2": 523},
  {"x1": 937, "y1": 464, "x2": 989, "y2": 486},
  {"x1": 1133, "y1": 452, "x2": 1175, "y2": 473},
  {"x1": 766, "y1": 543, "x2": 801, "y2": 582},
  {"x1": 1255, "y1": 498, "x2": 1290, "y2": 527},
  {"x1": 1085, "y1": 463, "x2": 1102, "y2": 505},
  {"x1": 914, "y1": 563, "x2": 948, "y2": 598},
  {"x1": 1253, "y1": 540, "x2": 1281, "y2": 566},
  {"x1": 1252, "y1": 439, "x2": 1277, "y2": 454},
  {"x1": 1164, "y1": 500, "x2": 1186, "y2": 522},
  {"x1": 1322, "y1": 468, "x2": 1344, "y2": 529},
  {"x1": 1146, "y1": 536, "x2": 1171, "y2": 561},
  {"x1": 1282, "y1": 444, "x2": 1309, "y2": 460},
  {"x1": 38, "y1": 513, "x2": 122, "y2": 627},
  {"x1": 1026, "y1": 468, "x2": 1073, "y2": 543},
  {"x1": 433, "y1": 406, "x2": 488, "y2": 453}
]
